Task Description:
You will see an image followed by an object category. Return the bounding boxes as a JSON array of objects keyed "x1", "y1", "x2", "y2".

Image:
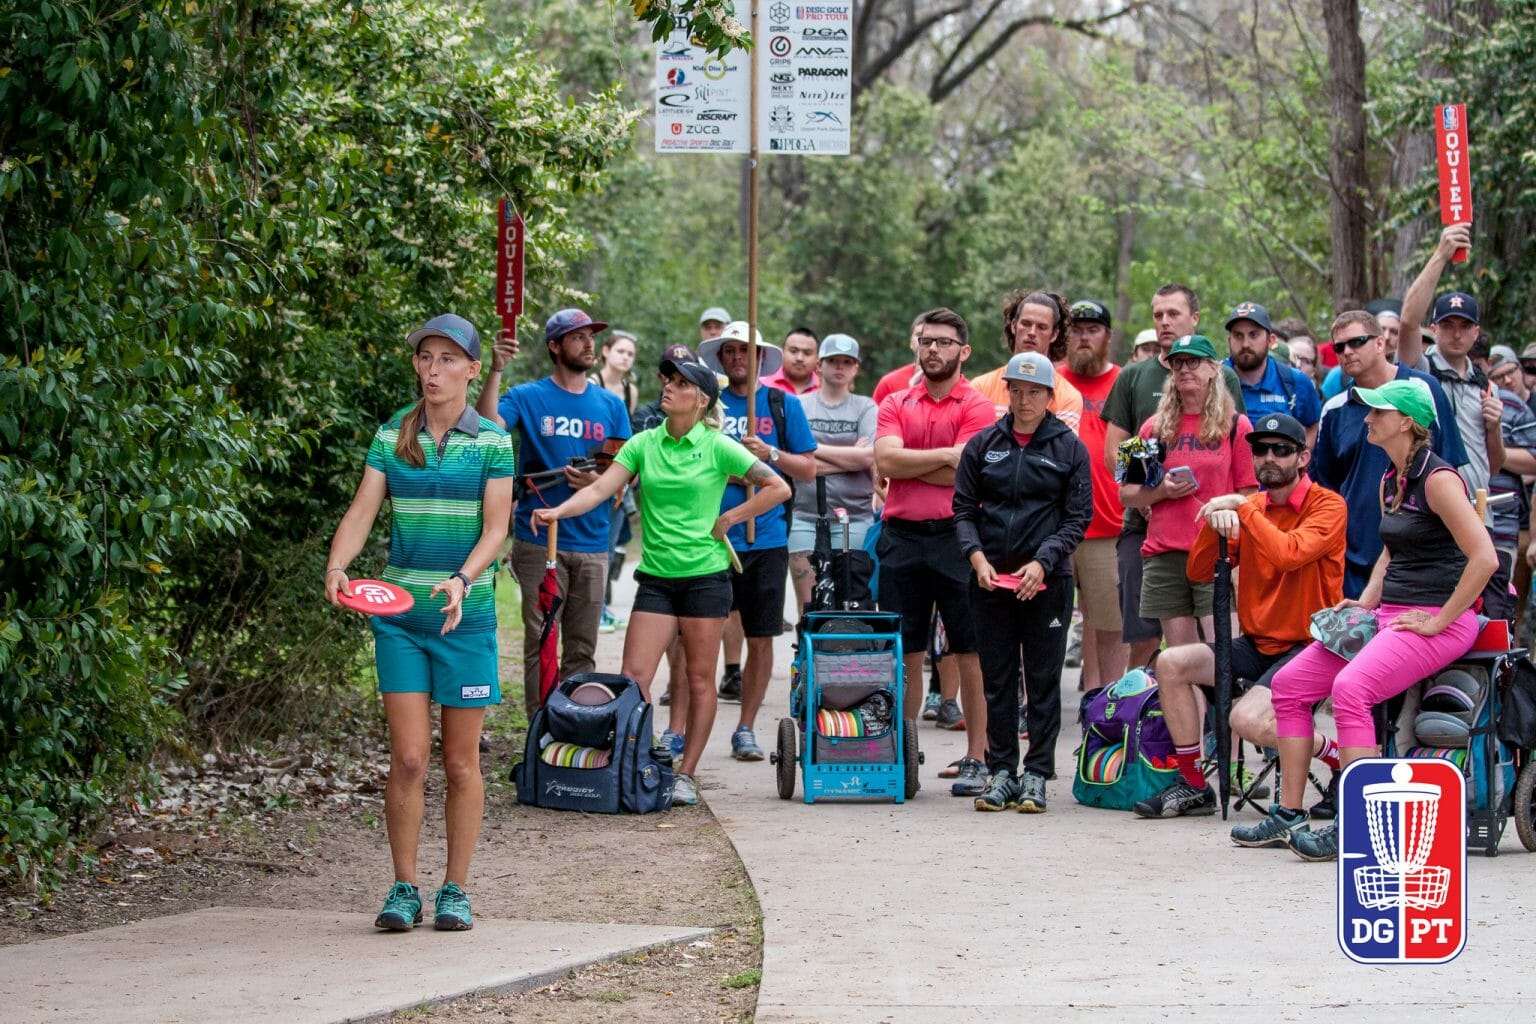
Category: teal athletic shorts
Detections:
[{"x1": 371, "y1": 616, "x2": 502, "y2": 708}]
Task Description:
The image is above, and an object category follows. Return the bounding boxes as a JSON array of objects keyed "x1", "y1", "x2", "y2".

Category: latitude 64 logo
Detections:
[{"x1": 1337, "y1": 758, "x2": 1466, "y2": 964}]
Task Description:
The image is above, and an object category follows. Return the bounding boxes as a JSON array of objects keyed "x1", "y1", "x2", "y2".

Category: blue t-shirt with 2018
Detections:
[
  {"x1": 498, "y1": 377, "x2": 631, "y2": 552},
  {"x1": 718, "y1": 385, "x2": 817, "y2": 551}
]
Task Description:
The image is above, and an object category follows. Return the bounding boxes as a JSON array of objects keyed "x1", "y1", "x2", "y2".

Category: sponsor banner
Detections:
[
  {"x1": 495, "y1": 200, "x2": 523, "y2": 341},
  {"x1": 1434, "y1": 103, "x2": 1472, "y2": 262},
  {"x1": 654, "y1": 2, "x2": 851, "y2": 155},
  {"x1": 1337, "y1": 758, "x2": 1466, "y2": 965}
]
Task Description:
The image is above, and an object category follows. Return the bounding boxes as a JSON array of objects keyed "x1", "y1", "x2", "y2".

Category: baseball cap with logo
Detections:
[
  {"x1": 658, "y1": 343, "x2": 697, "y2": 371},
  {"x1": 1488, "y1": 344, "x2": 1520, "y2": 367},
  {"x1": 659, "y1": 357, "x2": 721, "y2": 407},
  {"x1": 1002, "y1": 351, "x2": 1056, "y2": 389},
  {"x1": 1225, "y1": 301, "x2": 1275, "y2": 333},
  {"x1": 1246, "y1": 412, "x2": 1306, "y2": 447},
  {"x1": 699, "y1": 306, "x2": 732, "y2": 326},
  {"x1": 818, "y1": 333, "x2": 860, "y2": 361},
  {"x1": 544, "y1": 308, "x2": 610, "y2": 344},
  {"x1": 408, "y1": 313, "x2": 481, "y2": 360},
  {"x1": 1069, "y1": 300, "x2": 1112, "y2": 329},
  {"x1": 1432, "y1": 291, "x2": 1480, "y2": 325},
  {"x1": 1353, "y1": 378, "x2": 1437, "y2": 428},
  {"x1": 1168, "y1": 334, "x2": 1219, "y2": 361}
]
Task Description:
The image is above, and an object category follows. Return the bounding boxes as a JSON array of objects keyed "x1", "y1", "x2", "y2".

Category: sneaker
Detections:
[
  {"x1": 731, "y1": 726, "x2": 764, "y2": 761},
  {"x1": 1230, "y1": 807, "x2": 1308, "y2": 848},
  {"x1": 718, "y1": 667, "x2": 743, "y2": 702},
  {"x1": 974, "y1": 769, "x2": 1020, "y2": 811},
  {"x1": 1230, "y1": 763, "x2": 1271, "y2": 801},
  {"x1": 935, "y1": 699, "x2": 965, "y2": 731},
  {"x1": 374, "y1": 881, "x2": 423, "y2": 931},
  {"x1": 949, "y1": 758, "x2": 987, "y2": 797},
  {"x1": 658, "y1": 689, "x2": 671, "y2": 706},
  {"x1": 432, "y1": 882, "x2": 473, "y2": 931},
  {"x1": 1310, "y1": 772, "x2": 1338, "y2": 820},
  {"x1": 672, "y1": 773, "x2": 699, "y2": 806},
  {"x1": 921, "y1": 692, "x2": 942, "y2": 721},
  {"x1": 1132, "y1": 779, "x2": 1218, "y2": 819},
  {"x1": 660, "y1": 728, "x2": 685, "y2": 759},
  {"x1": 1287, "y1": 821, "x2": 1338, "y2": 862},
  {"x1": 598, "y1": 611, "x2": 617, "y2": 634},
  {"x1": 1016, "y1": 771, "x2": 1048, "y2": 813}
]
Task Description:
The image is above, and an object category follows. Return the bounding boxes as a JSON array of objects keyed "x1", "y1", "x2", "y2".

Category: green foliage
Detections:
[
  {"x1": 623, "y1": 0, "x2": 749, "y2": 57},
  {"x1": 0, "y1": 0, "x2": 632, "y2": 891}
]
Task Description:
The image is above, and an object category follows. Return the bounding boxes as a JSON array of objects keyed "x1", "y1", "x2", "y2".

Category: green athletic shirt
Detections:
[
  {"x1": 365, "y1": 406, "x2": 515, "y2": 634},
  {"x1": 615, "y1": 421, "x2": 757, "y2": 578},
  {"x1": 1101, "y1": 358, "x2": 1246, "y2": 532}
]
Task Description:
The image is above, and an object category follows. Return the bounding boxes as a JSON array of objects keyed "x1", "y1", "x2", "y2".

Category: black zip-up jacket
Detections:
[{"x1": 952, "y1": 411, "x2": 1092, "y2": 578}]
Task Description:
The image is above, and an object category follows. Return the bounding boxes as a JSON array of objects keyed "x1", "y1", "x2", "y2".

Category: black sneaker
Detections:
[
  {"x1": 1132, "y1": 779, "x2": 1217, "y2": 819},
  {"x1": 1310, "y1": 771, "x2": 1338, "y2": 819},
  {"x1": 1016, "y1": 771, "x2": 1048, "y2": 813},
  {"x1": 935, "y1": 698, "x2": 965, "y2": 730},
  {"x1": 718, "y1": 667, "x2": 742, "y2": 702},
  {"x1": 949, "y1": 758, "x2": 987, "y2": 797},
  {"x1": 974, "y1": 769, "x2": 1020, "y2": 811}
]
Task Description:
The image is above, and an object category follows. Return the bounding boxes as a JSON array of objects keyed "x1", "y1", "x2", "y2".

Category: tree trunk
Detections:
[
  {"x1": 1323, "y1": 0, "x2": 1369, "y2": 312},
  {"x1": 1389, "y1": 0, "x2": 1456, "y2": 298}
]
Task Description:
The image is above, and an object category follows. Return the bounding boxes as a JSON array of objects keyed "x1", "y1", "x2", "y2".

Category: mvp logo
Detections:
[{"x1": 1337, "y1": 758, "x2": 1466, "y2": 964}]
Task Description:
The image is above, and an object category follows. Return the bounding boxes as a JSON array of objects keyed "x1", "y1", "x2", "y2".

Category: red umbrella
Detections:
[{"x1": 536, "y1": 520, "x2": 563, "y2": 707}]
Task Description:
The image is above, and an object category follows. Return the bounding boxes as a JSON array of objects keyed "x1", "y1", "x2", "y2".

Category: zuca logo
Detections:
[{"x1": 1338, "y1": 759, "x2": 1466, "y2": 964}]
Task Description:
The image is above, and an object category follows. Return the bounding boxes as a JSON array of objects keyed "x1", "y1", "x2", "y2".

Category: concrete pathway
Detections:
[
  {"x1": 665, "y1": 620, "x2": 1536, "y2": 1022},
  {"x1": 0, "y1": 907, "x2": 708, "y2": 1024}
]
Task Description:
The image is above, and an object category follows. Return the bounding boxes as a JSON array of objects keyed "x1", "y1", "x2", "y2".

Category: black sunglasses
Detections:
[
  {"x1": 1331, "y1": 334, "x2": 1376, "y2": 355},
  {"x1": 1251, "y1": 441, "x2": 1300, "y2": 457},
  {"x1": 1522, "y1": 363, "x2": 1536, "y2": 375}
]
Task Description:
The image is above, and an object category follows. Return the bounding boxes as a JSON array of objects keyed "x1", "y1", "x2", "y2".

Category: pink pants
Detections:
[{"x1": 1270, "y1": 603, "x2": 1479, "y2": 748}]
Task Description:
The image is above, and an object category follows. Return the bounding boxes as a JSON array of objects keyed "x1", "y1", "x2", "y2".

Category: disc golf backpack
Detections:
[
  {"x1": 512, "y1": 673, "x2": 673, "y2": 814},
  {"x1": 1073, "y1": 668, "x2": 1179, "y2": 811}
]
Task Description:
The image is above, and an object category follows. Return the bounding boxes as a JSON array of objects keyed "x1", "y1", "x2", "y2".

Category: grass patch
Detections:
[
  {"x1": 723, "y1": 969, "x2": 761, "y2": 989},
  {"x1": 585, "y1": 991, "x2": 633, "y2": 1003}
]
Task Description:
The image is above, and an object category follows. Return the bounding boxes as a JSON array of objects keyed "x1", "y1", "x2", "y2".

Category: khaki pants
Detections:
[{"x1": 511, "y1": 539, "x2": 607, "y2": 719}]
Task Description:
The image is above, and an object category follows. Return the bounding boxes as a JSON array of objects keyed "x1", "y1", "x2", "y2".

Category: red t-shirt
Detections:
[
  {"x1": 1012, "y1": 430, "x2": 1034, "y2": 446},
  {"x1": 1136, "y1": 412, "x2": 1257, "y2": 557},
  {"x1": 873, "y1": 363, "x2": 921, "y2": 406},
  {"x1": 1059, "y1": 365, "x2": 1124, "y2": 540},
  {"x1": 876, "y1": 378, "x2": 996, "y2": 522}
]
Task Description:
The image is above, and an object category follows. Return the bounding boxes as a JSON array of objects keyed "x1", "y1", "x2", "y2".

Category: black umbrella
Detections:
[{"x1": 1212, "y1": 533, "x2": 1235, "y2": 819}]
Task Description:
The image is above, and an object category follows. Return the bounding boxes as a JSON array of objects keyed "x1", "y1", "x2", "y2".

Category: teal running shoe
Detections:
[
  {"x1": 433, "y1": 882, "x2": 474, "y2": 931},
  {"x1": 374, "y1": 881, "x2": 422, "y2": 931}
]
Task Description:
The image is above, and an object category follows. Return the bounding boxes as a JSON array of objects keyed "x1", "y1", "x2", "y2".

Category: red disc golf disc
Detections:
[
  {"x1": 336, "y1": 579, "x2": 414, "y2": 616},
  {"x1": 992, "y1": 574, "x2": 1022, "y2": 591}
]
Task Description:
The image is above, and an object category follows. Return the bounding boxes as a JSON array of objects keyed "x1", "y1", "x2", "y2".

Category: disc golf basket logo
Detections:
[
  {"x1": 1337, "y1": 758, "x2": 1466, "y2": 965},
  {"x1": 1354, "y1": 763, "x2": 1449, "y2": 911}
]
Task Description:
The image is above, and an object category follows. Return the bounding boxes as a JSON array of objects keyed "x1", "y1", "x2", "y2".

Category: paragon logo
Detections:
[
  {"x1": 697, "y1": 109, "x2": 739, "y2": 121},
  {"x1": 1338, "y1": 759, "x2": 1466, "y2": 964},
  {"x1": 799, "y1": 66, "x2": 849, "y2": 78}
]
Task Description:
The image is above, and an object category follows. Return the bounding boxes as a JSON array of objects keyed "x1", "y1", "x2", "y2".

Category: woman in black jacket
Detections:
[{"x1": 953, "y1": 351, "x2": 1093, "y2": 813}]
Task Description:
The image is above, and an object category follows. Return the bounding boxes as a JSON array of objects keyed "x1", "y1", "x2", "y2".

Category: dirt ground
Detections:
[{"x1": 1, "y1": 590, "x2": 763, "y2": 1023}]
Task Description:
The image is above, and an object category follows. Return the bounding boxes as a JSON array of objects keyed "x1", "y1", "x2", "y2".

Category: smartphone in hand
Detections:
[{"x1": 1165, "y1": 465, "x2": 1198, "y2": 491}]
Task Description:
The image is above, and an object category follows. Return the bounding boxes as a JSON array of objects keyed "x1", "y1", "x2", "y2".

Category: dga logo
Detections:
[
  {"x1": 1338, "y1": 758, "x2": 1466, "y2": 964},
  {"x1": 1443, "y1": 105, "x2": 1459, "y2": 132},
  {"x1": 666, "y1": 68, "x2": 686, "y2": 87},
  {"x1": 803, "y1": 27, "x2": 848, "y2": 39},
  {"x1": 769, "y1": 35, "x2": 792, "y2": 57}
]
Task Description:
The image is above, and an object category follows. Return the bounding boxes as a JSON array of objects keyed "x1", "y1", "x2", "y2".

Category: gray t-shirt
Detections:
[
  {"x1": 792, "y1": 390, "x2": 878, "y2": 522},
  {"x1": 1416, "y1": 351, "x2": 1489, "y2": 492}
]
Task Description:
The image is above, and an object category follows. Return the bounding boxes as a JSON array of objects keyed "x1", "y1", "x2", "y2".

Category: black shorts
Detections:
[
  {"x1": 1116, "y1": 529, "x2": 1162, "y2": 645},
  {"x1": 730, "y1": 546, "x2": 790, "y2": 637},
  {"x1": 634, "y1": 570, "x2": 733, "y2": 619},
  {"x1": 1195, "y1": 636, "x2": 1303, "y2": 696},
  {"x1": 876, "y1": 519, "x2": 976, "y2": 655}
]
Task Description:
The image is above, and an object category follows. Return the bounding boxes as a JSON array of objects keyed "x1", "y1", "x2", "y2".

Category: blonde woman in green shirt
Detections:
[{"x1": 534, "y1": 357, "x2": 790, "y2": 804}]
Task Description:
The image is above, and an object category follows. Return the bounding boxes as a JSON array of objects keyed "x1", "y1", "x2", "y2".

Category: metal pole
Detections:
[{"x1": 745, "y1": 0, "x2": 761, "y2": 543}]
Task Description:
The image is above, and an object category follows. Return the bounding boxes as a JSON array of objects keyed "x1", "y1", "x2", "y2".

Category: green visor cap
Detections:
[{"x1": 1353, "y1": 379, "x2": 1436, "y2": 428}]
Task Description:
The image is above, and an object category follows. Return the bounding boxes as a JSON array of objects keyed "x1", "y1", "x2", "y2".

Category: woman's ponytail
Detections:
[{"x1": 394, "y1": 400, "x2": 427, "y2": 469}]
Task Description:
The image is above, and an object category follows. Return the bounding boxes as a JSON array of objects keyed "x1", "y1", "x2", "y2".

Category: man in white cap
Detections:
[
  {"x1": 1128, "y1": 328, "x2": 1160, "y2": 364},
  {"x1": 699, "y1": 307, "x2": 731, "y2": 342},
  {"x1": 786, "y1": 334, "x2": 877, "y2": 612},
  {"x1": 701, "y1": 321, "x2": 817, "y2": 760}
]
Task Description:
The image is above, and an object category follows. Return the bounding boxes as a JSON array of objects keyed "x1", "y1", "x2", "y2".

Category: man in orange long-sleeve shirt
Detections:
[{"x1": 1132, "y1": 413, "x2": 1348, "y2": 822}]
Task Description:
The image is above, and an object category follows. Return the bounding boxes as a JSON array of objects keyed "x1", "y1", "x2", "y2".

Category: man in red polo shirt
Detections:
[{"x1": 874, "y1": 307, "x2": 997, "y2": 797}]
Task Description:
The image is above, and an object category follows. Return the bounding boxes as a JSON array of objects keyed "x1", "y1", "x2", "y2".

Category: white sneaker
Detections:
[{"x1": 672, "y1": 773, "x2": 699, "y2": 806}]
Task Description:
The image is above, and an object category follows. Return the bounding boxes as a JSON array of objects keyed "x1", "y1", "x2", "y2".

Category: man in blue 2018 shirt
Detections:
[
  {"x1": 477, "y1": 308, "x2": 631, "y2": 718},
  {"x1": 1311, "y1": 308, "x2": 1466, "y2": 599},
  {"x1": 701, "y1": 321, "x2": 816, "y2": 762}
]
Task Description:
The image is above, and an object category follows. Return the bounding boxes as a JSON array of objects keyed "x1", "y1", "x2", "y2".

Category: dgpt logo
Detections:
[{"x1": 1338, "y1": 759, "x2": 1466, "y2": 965}]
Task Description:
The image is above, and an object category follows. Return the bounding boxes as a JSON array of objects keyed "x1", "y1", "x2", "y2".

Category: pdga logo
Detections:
[{"x1": 1338, "y1": 759, "x2": 1466, "y2": 965}]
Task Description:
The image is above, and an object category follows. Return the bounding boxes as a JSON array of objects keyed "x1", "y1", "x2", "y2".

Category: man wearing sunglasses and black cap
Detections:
[{"x1": 1311, "y1": 309, "x2": 1466, "y2": 598}]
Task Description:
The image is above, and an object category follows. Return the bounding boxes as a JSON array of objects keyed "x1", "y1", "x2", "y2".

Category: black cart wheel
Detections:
[
  {"x1": 1514, "y1": 759, "x2": 1536, "y2": 852},
  {"x1": 903, "y1": 718, "x2": 920, "y2": 800},
  {"x1": 776, "y1": 717, "x2": 798, "y2": 801}
]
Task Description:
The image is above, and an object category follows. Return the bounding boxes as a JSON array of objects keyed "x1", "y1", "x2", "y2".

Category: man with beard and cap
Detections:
[
  {"x1": 700, "y1": 321, "x2": 817, "y2": 762},
  {"x1": 1132, "y1": 413, "x2": 1348, "y2": 826},
  {"x1": 1058, "y1": 300, "x2": 1130, "y2": 691},
  {"x1": 478, "y1": 308, "x2": 633, "y2": 720},
  {"x1": 874, "y1": 307, "x2": 997, "y2": 796},
  {"x1": 1223, "y1": 301, "x2": 1322, "y2": 446}
]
